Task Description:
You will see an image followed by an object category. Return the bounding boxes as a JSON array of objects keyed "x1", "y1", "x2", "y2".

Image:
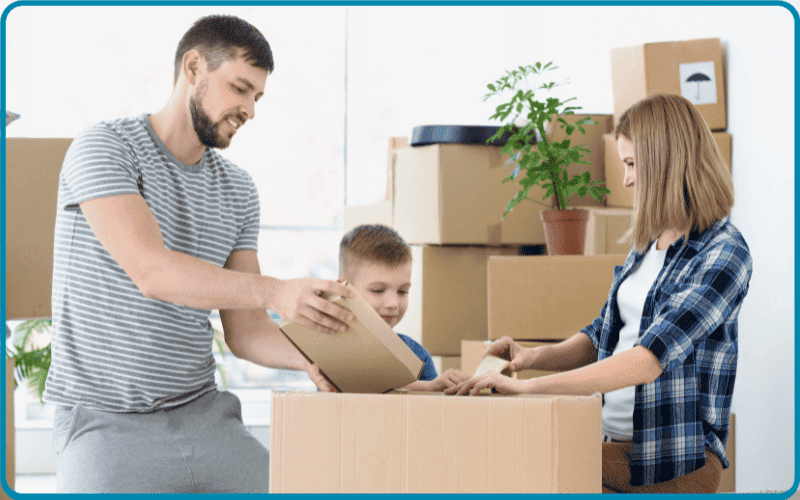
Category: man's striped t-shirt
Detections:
[{"x1": 44, "y1": 114, "x2": 261, "y2": 412}]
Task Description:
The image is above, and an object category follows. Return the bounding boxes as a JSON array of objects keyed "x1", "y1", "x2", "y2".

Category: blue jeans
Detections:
[{"x1": 52, "y1": 389, "x2": 269, "y2": 493}]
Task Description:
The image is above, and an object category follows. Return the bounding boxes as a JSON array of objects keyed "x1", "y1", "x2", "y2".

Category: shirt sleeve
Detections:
[
  {"x1": 59, "y1": 123, "x2": 141, "y2": 210},
  {"x1": 397, "y1": 334, "x2": 438, "y2": 381},
  {"x1": 636, "y1": 242, "x2": 752, "y2": 373},
  {"x1": 580, "y1": 264, "x2": 625, "y2": 351},
  {"x1": 233, "y1": 172, "x2": 260, "y2": 253}
]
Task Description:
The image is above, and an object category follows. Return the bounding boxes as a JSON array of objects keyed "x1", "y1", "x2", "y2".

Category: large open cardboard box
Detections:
[
  {"x1": 270, "y1": 391, "x2": 602, "y2": 493},
  {"x1": 610, "y1": 37, "x2": 726, "y2": 131},
  {"x1": 488, "y1": 254, "x2": 627, "y2": 341}
]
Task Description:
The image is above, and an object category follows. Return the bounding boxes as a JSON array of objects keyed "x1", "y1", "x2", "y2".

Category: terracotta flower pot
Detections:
[{"x1": 539, "y1": 209, "x2": 590, "y2": 255}]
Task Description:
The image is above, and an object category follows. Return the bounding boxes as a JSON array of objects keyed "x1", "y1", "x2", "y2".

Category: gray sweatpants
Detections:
[{"x1": 52, "y1": 389, "x2": 270, "y2": 493}]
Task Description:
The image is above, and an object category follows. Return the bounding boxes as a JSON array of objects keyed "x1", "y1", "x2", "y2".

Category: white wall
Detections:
[{"x1": 508, "y1": 5, "x2": 794, "y2": 493}]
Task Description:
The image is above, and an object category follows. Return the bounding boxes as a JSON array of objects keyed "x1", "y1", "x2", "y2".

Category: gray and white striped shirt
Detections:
[{"x1": 45, "y1": 114, "x2": 260, "y2": 412}]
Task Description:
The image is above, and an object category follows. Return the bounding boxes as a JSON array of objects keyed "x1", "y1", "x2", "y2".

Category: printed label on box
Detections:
[{"x1": 679, "y1": 61, "x2": 717, "y2": 105}]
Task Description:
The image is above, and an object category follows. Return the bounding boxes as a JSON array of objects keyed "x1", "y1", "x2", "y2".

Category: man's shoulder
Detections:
[{"x1": 73, "y1": 115, "x2": 146, "y2": 145}]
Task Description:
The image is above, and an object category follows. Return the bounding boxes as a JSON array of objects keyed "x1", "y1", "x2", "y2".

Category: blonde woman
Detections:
[{"x1": 447, "y1": 94, "x2": 753, "y2": 493}]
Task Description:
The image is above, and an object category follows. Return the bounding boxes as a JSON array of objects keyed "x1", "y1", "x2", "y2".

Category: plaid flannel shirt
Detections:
[{"x1": 582, "y1": 216, "x2": 752, "y2": 486}]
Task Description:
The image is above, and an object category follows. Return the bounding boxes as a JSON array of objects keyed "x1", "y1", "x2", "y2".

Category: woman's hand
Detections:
[
  {"x1": 483, "y1": 336, "x2": 535, "y2": 373},
  {"x1": 444, "y1": 371, "x2": 527, "y2": 396}
]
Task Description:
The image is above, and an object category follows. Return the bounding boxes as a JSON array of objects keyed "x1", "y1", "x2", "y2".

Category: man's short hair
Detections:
[
  {"x1": 174, "y1": 14, "x2": 274, "y2": 84},
  {"x1": 339, "y1": 225, "x2": 412, "y2": 278}
]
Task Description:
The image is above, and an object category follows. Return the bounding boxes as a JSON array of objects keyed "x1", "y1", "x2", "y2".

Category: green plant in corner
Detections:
[
  {"x1": 6, "y1": 319, "x2": 229, "y2": 403},
  {"x1": 484, "y1": 62, "x2": 610, "y2": 218}
]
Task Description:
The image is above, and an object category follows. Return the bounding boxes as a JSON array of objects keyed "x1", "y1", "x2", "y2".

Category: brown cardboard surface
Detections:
[
  {"x1": 461, "y1": 340, "x2": 559, "y2": 380},
  {"x1": 718, "y1": 413, "x2": 736, "y2": 492},
  {"x1": 394, "y1": 144, "x2": 547, "y2": 244},
  {"x1": 270, "y1": 391, "x2": 602, "y2": 493},
  {"x1": 488, "y1": 254, "x2": 627, "y2": 341},
  {"x1": 433, "y1": 355, "x2": 461, "y2": 373},
  {"x1": 343, "y1": 201, "x2": 393, "y2": 233},
  {"x1": 6, "y1": 138, "x2": 74, "y2": 319},
  {"x1": 713, "y1": 132, "x2": 732, "y2": 172},
  {"x1": 583, "y1": 207, "x2": 633, "y2": 255},
  {"x1": 6, "y1": 360, "x2": 13, "y2": 492},
  {"x1": 402, "y1": 245, "x2": 521, "y2": 356},
  {"x1": 611, "y1": 38, "x2": 726, "y2": 131},
  {"x1": 279, "y1": 283, "x2": 423, "y2": 393},
  {"x1": 546, "y1": 114, "x2": 614, "y2": 207}
]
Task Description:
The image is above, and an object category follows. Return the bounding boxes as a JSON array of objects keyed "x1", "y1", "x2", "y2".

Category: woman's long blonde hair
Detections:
[{"x1": 615, "y1": 94, "x2": 734, "y2": 252}]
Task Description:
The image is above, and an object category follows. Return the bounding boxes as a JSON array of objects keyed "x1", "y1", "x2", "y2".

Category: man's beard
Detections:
[{"x1": 190, "y1": 96, "x2": 230, "y2": 150}]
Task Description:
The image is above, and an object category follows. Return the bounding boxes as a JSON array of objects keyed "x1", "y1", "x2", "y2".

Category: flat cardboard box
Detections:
[
  {"x1": 6, "y1": 138, "x2": 74, "y2": 319},
  {"x1": 278, "y1": 283, "x2": 423, "y2": 393},
  {"x1": 394, "y1": 144, "x2": 547, "y2": 245},
  {"x1": 461, "y1": 340, "x2": 559, "y2": 380},
  {"x1": 433, "y1": 355, "x2": 461, "y2": 374},
  {"x1": 583, "y1": 207, "x2": 633, "y2": 255},
  {"x1": 401, "y1": 245, "x2": 521, "y2": 356},
  {"x1": 603, "y1": 132, "x2": 731, "y2": 209},
  {"x1": 270, "y1": 391, "x2": 602, "y2": 493},
  {"x1": 488, "y1": 255, "x2": 627, "y2": 341},
  {"x1": 545, "y1": 114, "x2": 614, "y2": 207},
  {"x1": 611, "y1": 38, "x2": 726, "y2": 131},
  {"x1": 718, "y1": 413, "x2": 736, "y2": 492},
  {"x1": 343, "y1": 201, "x2": 393, "y2": 233}
]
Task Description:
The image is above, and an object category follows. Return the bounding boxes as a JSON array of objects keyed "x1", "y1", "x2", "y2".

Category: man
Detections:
[{"x1": 45, "y1": 14, "x2": 350, "y2": 493}]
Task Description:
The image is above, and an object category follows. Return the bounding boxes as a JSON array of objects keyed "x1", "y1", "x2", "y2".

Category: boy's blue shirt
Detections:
[{"x1": 397, "y1": 333, "x2": 438, "y2": 381}]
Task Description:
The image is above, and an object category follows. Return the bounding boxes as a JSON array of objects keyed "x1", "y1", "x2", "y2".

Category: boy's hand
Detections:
[
  {"x1": 428, "y1": 369, "x2": 470, "y2": 392},
  {"x1": 483, "y1": 336, "x2": 534, "y2": 373},
  {"x1": 301, "y1": 358, "x2": 339, "y2": 393},
  {"x1": 274, "y1": 278, "x2": 355, "y2": 335},
  {"x1": 444, "y1": 371, "x2": 523, "y2": 396}
]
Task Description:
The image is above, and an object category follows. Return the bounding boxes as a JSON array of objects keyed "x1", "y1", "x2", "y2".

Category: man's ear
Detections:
[{"x1": 182, "y1": 50, "x2": 204, "y2": 86}]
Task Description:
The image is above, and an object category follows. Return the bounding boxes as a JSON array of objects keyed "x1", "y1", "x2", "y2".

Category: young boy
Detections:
[{"x1": 339, "y1": 224, "x2": 469, "y2": 392}]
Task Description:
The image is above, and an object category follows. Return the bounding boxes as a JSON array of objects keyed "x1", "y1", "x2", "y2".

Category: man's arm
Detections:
[
  {"x1": 79, "y1": 193, "x2": 353, "y2": 333},
  {"x1": 219, "y1": 249, "x2": 336, "y2": 391}
]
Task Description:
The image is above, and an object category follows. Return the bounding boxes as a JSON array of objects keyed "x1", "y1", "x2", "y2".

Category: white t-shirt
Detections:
[{"x1": 601, "y1": 245, "x2": 668, "y2": 440}]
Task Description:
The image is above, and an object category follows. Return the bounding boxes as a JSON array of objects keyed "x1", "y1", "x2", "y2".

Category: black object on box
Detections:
[{"x1": 411, "y1": 125, "x2": 514, "y2": 147}]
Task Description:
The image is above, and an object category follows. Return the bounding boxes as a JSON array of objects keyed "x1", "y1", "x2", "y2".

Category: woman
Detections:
[{"x1": 446, "y1": 93, "x2": 753, "y2": 493}]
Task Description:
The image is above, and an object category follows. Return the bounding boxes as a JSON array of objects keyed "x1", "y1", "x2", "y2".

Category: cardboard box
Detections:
[
  {"x1": 433, "y1": 355, "x2": 461, "y2": 374},
  {"x1": 461, "y1": 340, "x2": 559, "y2": 380},
  {"x1": 343, "y1": 201, "x2": 393, "y2": 233},
  {"x1": 401, "y1": 245, "x2": 521, "y2": 356},
  {"x1": 279, "y1": 283, "x2": 423, "y2": 393},
  {"x1": 270, "y1": 391, "x2": 602, "y2": 493},
  {"x1": 488, "y1": 255, "x2": 627, "y2": 341},
  {"x1": 6, "y1": 138, "x2": 74, "y2": 319},
  {"x1": 385, "y1": 136, "x2": 410, "y2": 201},
  {"x1": 583, "y1": 207, "x2": 633, "y2": 255},
  {"x1": 713, "y1": 131, "x2": 732, "y2": 172},
  {"x1": 394, "y1": 144, "x2": 547, "y2": 245},
  {"x1": 718, "y1": 413, "x2": 736, "y2": 492},
  {"x1": 6, "y1": 360, "x2": 14, "y2": 493},
  {"x1": 611, "y1": 38, "x2": 726, "y2": 131},
  {"x1": 545, "y1": 114, "x2": 614, "y2": 207}
]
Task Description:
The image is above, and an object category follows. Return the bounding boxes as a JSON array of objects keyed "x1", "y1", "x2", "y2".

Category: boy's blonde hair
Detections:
[
  {"x1": 339, "y1": 224, "x2": 412, "y2": 279},
  {"x1": 616, "y1": 93, "x2": 734, "y2": 252}
]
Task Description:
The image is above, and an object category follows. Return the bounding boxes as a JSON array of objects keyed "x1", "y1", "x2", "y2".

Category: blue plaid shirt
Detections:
[{"x1": 581, "y1": 216, "x2": 752, "y2": 486}]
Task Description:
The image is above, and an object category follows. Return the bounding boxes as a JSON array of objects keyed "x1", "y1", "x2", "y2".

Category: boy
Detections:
[{"x1": 339, "y1": 224, "x2": 469, "y2": 392}]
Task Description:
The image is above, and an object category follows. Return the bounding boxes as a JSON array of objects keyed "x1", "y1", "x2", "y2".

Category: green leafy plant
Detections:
[
  {"x1": 7, "y1": 319, "x2": 229, "y2": 403},
  {"x1": 484, "y1": 62, "x2": 610, "y2": 218}
]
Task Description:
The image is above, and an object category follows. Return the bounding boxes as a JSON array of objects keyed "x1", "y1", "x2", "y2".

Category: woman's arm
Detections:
[{"x1": 484, "y1": 333, "x2": 598, "y2": 373}]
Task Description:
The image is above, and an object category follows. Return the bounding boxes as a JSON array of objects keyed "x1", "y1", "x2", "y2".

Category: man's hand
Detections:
[
  {"x1": 444, "y1": 371, "x2": 527, "y2": 396},
  {"x1": 301, "y1": 358, "x2": 338, "y2": 393},
  {"x1": 483, "y1": 336, "x2": 535, "y2": 373},
  {"x1": 274, "y1": 278, "x2": 355, "y2": 335}
]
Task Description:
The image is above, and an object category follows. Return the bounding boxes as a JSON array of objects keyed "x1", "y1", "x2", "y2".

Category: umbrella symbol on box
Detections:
[{"x1": 686, "y1": 73, "x2": 712, "y2": 101}]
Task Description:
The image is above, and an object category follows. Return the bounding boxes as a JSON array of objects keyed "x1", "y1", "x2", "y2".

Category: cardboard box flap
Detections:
[{"x1": 279, "y1": 283, "x2": 424, "y2": 393}]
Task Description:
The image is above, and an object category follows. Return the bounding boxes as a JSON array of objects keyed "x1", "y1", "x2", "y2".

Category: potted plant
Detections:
[{"x1": 484, "y1": 62, "x2": 610, "y2": 255}]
